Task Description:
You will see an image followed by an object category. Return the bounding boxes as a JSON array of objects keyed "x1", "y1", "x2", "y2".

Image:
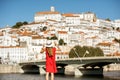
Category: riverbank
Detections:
[{"x1": 0, "y1": 64, "x2": 23, "y2": 73}]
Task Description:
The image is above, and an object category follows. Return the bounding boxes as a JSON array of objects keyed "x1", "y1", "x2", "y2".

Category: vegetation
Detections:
[
  {"x1": 47, "y1": 35, "x2": 58, "y2": 40},
  {"x1": 69, "y1": 45, "x2": 104, "y2": 58},
  {"x1": 58, "y1": 39, "x2": 67, "y2": 45},
  {"x1": 105, "y1": 18, "x2": 111, "y2": 21},
  {"x1": 116, "y1": 27, "x2": 120, "y2": 31},
  {"x1": 59, "y1": 39, "x2": 64, "y2": 45},
  {"x1": 12, "y1": 21, "x2": 28, "y2": 28},
  {"x1": 40, "y1": 26, "x2": 47, "y2": 31}
]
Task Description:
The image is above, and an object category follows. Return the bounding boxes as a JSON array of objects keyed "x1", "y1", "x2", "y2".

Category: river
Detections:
[{"x1": 0, "y1": 71, "x2": 120, "y2": 80}]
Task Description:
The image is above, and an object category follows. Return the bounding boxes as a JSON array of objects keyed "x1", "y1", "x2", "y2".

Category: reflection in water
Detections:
[
  {"x1": 104, "y1": 71, "x2": 120, "y2": 80},
  {"x1": 0, "y1": 71, "x2": 120, "y2": 80}
]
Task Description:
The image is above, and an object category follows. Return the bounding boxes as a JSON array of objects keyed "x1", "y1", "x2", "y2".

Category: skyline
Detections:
[{"x1": 0, "y1": 0, "x2": 120, "y2": 28}]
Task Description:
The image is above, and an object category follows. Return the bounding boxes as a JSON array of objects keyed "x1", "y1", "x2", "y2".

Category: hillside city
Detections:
[{"x1": 0, "y1": 6, "x2": 120, "y2": 65}]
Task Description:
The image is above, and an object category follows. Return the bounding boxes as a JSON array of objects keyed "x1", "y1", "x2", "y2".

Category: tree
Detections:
[
  {"x1": 43, "y1": 26, "x2": 47, "y2": 31},
  {"x1": 59, "y1": 39, "x2": 64, "y2": 45},
  {"x1": 23, "y1": 21, "x2": 28, "y2": 25},
  {"x1": 12, "y1": 21, "x2": 28, "y2": 28},
  {"x1": 95, "y1": 47, "x2": 104, "y2": 56},
  {"x1": 69, "y1": 45, "x2": 81, "y2": 58},
  {"x1": 47, "y1": 35, "x2": 58, "y2": 40},
  {"x1": 50, "y1": 35, "x2": 58, "y2": 40},
  {"x1": 69, "y1": 45, "x2": 104, "y2": 58},
  {"x1": 116, "y1": 27, "x2": 120, "y2": 31},
  {"x1": 112, "y1": 27, "x2": 115, "y2": 30},
  {"x1": 105, "y1": 18, "x2": 111, "y2": 21},
  {"x1": 69, "y1": 45, "x2": 83, "y2": 58}
]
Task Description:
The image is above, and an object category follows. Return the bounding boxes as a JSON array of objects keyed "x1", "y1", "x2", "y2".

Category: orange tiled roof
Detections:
[
  {"x1": 62, "y1": 13, "x2": 79, "y2": 17},
  {"x1": 0, "y1": 46, "x2": 24, "y2": 48},
  {"x1": 58, "y1": 31, "x2": 67, "y2": 34},
  {"x1": 91, "y1": 36, "x2": 98, "y2": 39},
  {"x1": 0, "y1": 32, "x2": 3, "y2": 36},
  {"x1": 36, "y1": 11, "x2": 60, "y2": 15},
  {"x1": 97, "y1": 42, "x2": 112, "y2": 46},
  {"x1": 32, "y1": 35, "x2": 41, "y2": 39},
  {"x1": 8, "y1": 29, "x2": 19, "y2": 34},
  {"x1": 11, "y1": 35, "x2": 17, "y2": 38},
  {"x1": 107, "y1": 51, "x2": 120, "y2": 56},
  {"x1": 20, "y1": 30, "x2": 33, "y2": 36}
]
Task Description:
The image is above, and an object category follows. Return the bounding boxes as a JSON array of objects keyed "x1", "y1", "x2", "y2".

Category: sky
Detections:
[{"x1": 0, "y1": 0, "x2": 120, "y2": 28}]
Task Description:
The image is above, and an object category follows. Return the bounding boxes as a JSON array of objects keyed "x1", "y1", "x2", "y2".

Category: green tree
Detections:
[
  {"x1": 47, "y1": 35, "x2": 58, "y2": 40},
  {"x1": 69, "y1": 45, "x2": 104, "y2": 58},
  {"x1": 12, "y1": 21, "x2": 28, "y2": 28},
  {"x1": 112, "y1": 27, "x2": 115, "y2": 30},
  {"x1": 95, "y1": 47, "x2": 104, "y2": 56},
  {"x1": 105, "y1": 18, "x2": 111, "y2": 21},
  {"x1": 59, "y1": 39, "x2": 64, "y2": 45},
  {"x1": 50, "y1": 35, "x2": 58, "y2": 40},
  {"x1": 23, "y1": 21, "x2": 28, "y2": 25},
  {"x1": 116, "y1": 27, "x2": 120, "y2": 31},
  {"x1": 69, "y1": 45, "x2": 81, "y2": 58},
  {"x1": 69, "y1": 48, "x2": 77, "y2": 58},
  {"x1": 43, "y1": 26, "x2": 47, "y2": 31}
]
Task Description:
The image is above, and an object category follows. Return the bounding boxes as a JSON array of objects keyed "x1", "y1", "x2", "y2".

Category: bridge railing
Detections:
[{"x1": 19, "y1": 56, "x2": 120, "y2": 65}]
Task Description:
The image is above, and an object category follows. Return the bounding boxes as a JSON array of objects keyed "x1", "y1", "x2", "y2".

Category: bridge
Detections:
[{"x1": 19, "y1": 56, "x2": 120, "y2": 76}]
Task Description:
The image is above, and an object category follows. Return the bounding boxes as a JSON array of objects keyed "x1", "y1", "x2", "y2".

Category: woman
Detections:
[{"x1": 41, "y1": 40, "x2": 58, "y2": 80}]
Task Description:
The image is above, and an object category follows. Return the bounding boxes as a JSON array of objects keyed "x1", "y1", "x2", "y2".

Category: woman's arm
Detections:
[{"x1": 40, "y1": 45, "x2": 45, "y2": 53}]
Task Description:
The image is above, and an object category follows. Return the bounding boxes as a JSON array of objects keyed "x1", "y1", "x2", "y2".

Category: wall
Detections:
[{"x1": 0, "y1": 64, "x2": 24, "y2": 73}]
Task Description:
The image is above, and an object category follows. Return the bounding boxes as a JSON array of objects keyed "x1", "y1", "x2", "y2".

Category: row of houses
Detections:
[{"x1": 0, "y1": 6, "x2": 120, "y2": 64}]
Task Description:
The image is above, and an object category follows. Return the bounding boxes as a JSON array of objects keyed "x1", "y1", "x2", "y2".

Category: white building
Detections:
[
  {"x1": 79, "y1": 12, "x2": 97, "y2": 22},
  {"x1": 34, "y1": 6, "x2": 62, "y2": 22},
  {"x1": 57, "y1": 31, "x2": 69, "y2": 45},
  {"x1": 62, "y1": 13, "x2": 80, "y2": 26},
  {"x1": 20, "y1": 22, "x2": 47, "y2": 31},
  {"x1": 0, "y1": 46, "x2": 28, "y2": 64},
  {"x1": 114, "y1": 19, "x2": 120, "y2": 28},
  {"x1": 96, "y1": 42, "x2": 119, "y2": 56},
  {"x1": 96, "y1": 19, "x2": 113, "y2": 28}
]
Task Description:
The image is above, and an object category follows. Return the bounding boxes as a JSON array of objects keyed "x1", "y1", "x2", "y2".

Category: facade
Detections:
[
  {"x1": 114, "y1": 19, "x2": 120, "y2": 28},
  {"x1": 62, "y1": 13, "x2": 80, "y2": 26},
  {"x1": 96, "y1": 19, "x2": 113, "y2": 28},
  {"x1": 0, "y1": 46, "x2": 28, "y2": 64}
]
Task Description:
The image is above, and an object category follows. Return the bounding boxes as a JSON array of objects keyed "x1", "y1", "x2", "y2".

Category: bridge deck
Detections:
[{"x1": 19, "y1": 56, "x2": 120, "y2": 66}]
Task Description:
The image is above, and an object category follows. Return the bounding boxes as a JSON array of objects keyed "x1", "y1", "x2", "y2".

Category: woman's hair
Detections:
[{"x1": 46, "y1": 47, "x2": 53, "y2": 56}]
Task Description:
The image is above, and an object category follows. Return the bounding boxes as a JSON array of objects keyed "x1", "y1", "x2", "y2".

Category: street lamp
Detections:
[
  {"x1": 73, "y1": 48, "x2": 82, "y2": 62},
  {"x1": 83, "y1": 50, "x2": 89, "y2": 57}
]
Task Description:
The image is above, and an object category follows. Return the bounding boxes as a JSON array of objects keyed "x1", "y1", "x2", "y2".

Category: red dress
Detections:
[{"x1": 46, "y1": 47, "x2": 57, "y2": 73}]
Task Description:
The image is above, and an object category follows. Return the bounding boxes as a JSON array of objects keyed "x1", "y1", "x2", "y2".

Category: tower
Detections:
[{"x1": 50, "y1": 6, "x2": 55, "y2": 12}]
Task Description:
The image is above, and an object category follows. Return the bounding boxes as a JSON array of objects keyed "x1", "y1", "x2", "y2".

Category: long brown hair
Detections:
[{"x1": 46, "y1": 47, "x2": 53, "y2": 56}]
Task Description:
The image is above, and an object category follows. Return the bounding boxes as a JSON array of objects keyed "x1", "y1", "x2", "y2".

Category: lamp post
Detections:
[
  {"x1": 73, "y1": 48, "x2": 82, "y2": 62},
  {"x1": 83, "y1": 50, "x2": 89, "y2": 58}
]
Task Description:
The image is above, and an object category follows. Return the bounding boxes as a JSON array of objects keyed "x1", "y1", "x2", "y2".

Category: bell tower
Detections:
[{"x1": 50, "y1": 6, "x2": 55, "y2": 12}]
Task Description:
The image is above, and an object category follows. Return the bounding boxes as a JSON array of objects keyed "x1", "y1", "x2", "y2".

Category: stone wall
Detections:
[{"x1": 0, "y1": 64, "x2": 24, "y2": 73}]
